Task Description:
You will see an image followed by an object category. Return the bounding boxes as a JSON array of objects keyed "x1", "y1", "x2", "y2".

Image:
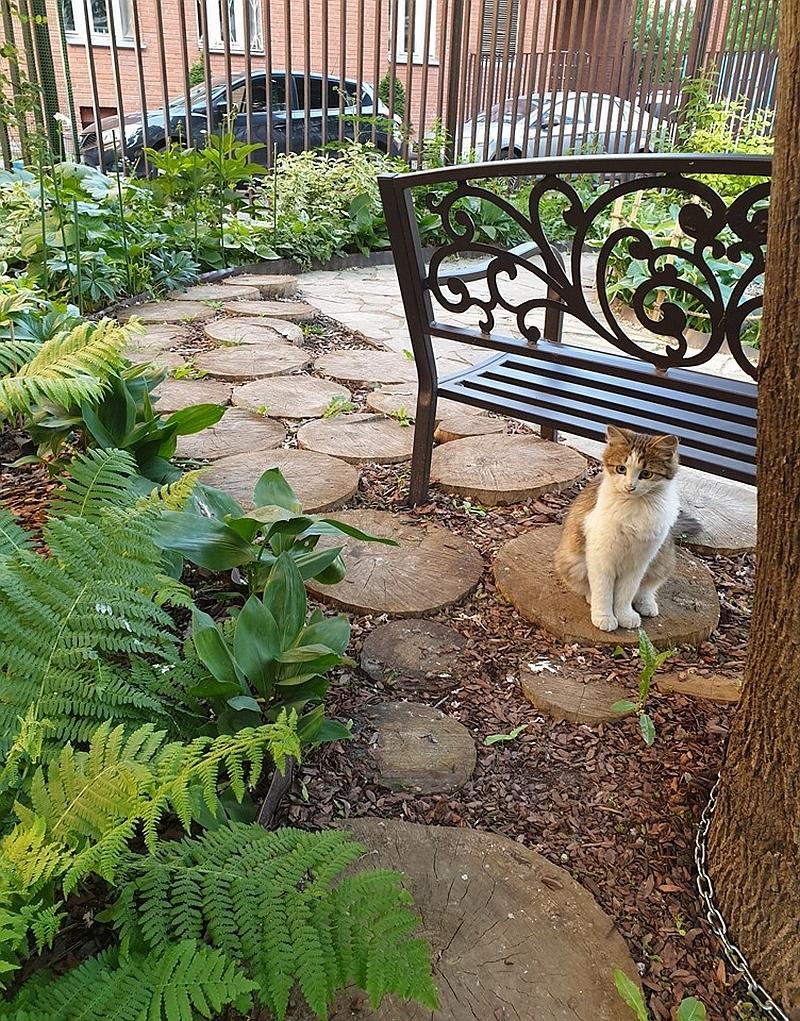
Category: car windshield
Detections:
[
  {"x1": 169, "y1": 78, "x2": 229, "y2": 114},
  {"x1": 485, "y1": 98, "x2": 540, "y2": 123}
]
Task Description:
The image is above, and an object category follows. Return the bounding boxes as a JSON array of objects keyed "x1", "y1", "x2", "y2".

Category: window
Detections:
[
  {"x1": 394, "y1": 0, "x2": 436, "y2": 61},
  {"x1": 201, "y1": 0, "x2": 264, "y2": 52},
  {"x1": 295, "y1": 77, "x2": 371, "y2": 112},
  {"x1": 239, "y1": 75, "x2": 287, "y2": 114},
  {"x1": 481, "y1": 0, "x2": 519, "y2": 56},
  {"x1": 62, "y1": 0, "x2": 134, "y2": 40}
]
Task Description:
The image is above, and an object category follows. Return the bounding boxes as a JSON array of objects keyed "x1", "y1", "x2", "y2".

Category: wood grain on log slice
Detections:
[
  {"x1": 204, "y1": 316, "x2": 304, "y2": 347},
  {"x1": 169, "y1": 282, "x2": 260, "y2": 302},
  {"x1": 656, "y1": 668, "x2": 742, "y2": 702},
  {"x1": 330, "y1": 819, "x2": 642, "y2": 1021},
  {"x1": 194, "y1": 342, "x2": 310, "y2": 381},
  {"x1": 315, "y1": 350, "x2": 417, "y2": 387},
  {"x1": 174, "y1": 408, "x2": 286, "y2": 460},
  {"x1": 678, "y1": 472, "x2": 757, "y2": 555},
  {"x1": 126, "y1": 324, "x2": 185, "y2": 352},
  {"x1": 434, "y1": 410, "x2": 505, "y2": 444},
  {"x1": 201, "y1": 449, "x2": 358, "y2": 513},
  {"x1": 221, "y1": 299, "x2": 317, "y2": 322},
  {"x1": 296, "y1": 413, "x2": 414, "y2": 464},
  {"x1": 151, "y1": 378, "x2": 232, "y2": 413},
  {"x1": 356, "y1": 703, "x2": 476, "y2": 793},
  {"x1": 232, "y1": 374, "x2": 352, "y2": 419},
  {"x1": 431, "y1": 434, "x2": 586, "y2": 505},
  {"x1": 306, "y1": 509, "x2": 483, "y2": 615},
  {"x1": 124, "y1": 348, "x2": 186, "y2": 370},
  {"x1": 360, "y1": 620, "x2": 467, "y2": 696},
  {"x1": 494, "y1": 524, "x2": 720, "y2": 649},
  {"x1": 365, "y1": 383, "x2": 463, "y2": 422},
  {"x1": 117, "y1": 300, "x2": 216, "y2": 323},
  {"x1": 520, "y1": 659, "x2": 633, "y2": 724},
  {"x1": 221, "y1": 273, "x2": 298, "y2": 298}
]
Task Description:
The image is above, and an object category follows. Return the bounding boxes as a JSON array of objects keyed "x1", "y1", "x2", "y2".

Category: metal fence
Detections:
[{"x1": 0, "y1": 0, "x2": 779, "y2": 173}]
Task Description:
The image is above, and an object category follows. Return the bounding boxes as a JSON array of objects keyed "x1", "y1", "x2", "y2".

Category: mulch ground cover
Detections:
[{"x1": 0, "y1": 307, "x2": 758, "y2": 1021}]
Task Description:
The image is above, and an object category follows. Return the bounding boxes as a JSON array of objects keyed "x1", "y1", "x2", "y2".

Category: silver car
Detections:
[{"x1": 460, "y1": 91, "x2": 670, "y2": 160}]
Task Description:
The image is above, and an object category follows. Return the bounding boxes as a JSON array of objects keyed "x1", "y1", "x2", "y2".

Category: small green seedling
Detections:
[
  {"x1": 257, "y1": 404, "x2": 270, "y2": 417},
  {"x1": 402, "y1": 348, "x2": 414, "y2": 361},
  {"x1": 171, "y1": 361, "x2": 208, "y2": 380},
  {"x1": 323, "y1": 395, "x2": 358, "y2": 418},
  {"x1": 302, "y1": 322, "x2": 325, "y2": 338},
  {"x1": 461, "y1": 498, "x2": 488, "y2": 517},
  {"x1": 613, "y1": 969, "x2": 706, "y2": 1021},
  {"x1": 611, "y1": 629, "x2": 674, "y2": 746},
  {"x1": 483, "y1": 724, "x2": 527, "y2": 746},
  {"x1": 201, "y1": 299, "x2": 225, "y2": 310},
  {"x1": 390, "y1": 405, "x2": 413, "y2": 427}
]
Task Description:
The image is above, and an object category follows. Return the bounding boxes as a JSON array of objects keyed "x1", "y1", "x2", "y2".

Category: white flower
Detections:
[{"x1": 53, "y1": 112, "x2": 69, "y2": 125}]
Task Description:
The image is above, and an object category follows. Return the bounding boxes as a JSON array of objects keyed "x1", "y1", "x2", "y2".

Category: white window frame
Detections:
[
  {"x1": 394, "y1": 0, "x2": 437, "y2": 63},
  {"x1": 204, "y1": 0, "x2": 264, "y2": 54},
  {"x1": 62, "y1": 0, "x2": 135, "y2": 45}
]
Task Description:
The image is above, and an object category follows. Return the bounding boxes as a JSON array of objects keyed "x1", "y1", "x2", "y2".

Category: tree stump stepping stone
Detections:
[
  {"x1": 656, "y1": 668, "x2": 742, "y2": 702},
  {"x1": 204, "y1": 316, "x2": 304, "y2": 347},
  {"x1": 170, "y1": 282, "x2": 260, "y2": 302},
  {"x1": 201, "y1": 449, "x2": 358, "y2": 513},
  {"x1": 118, "y1": 300, "x2": 216, "y2": 324},
  {"x1": 232, "y1": 374, "x2": 352, "y2": 419},
  {"x1": 328, "y1": 818, "x2": 642, "y2": 1021},
  {"x1": 365, "y1": 383, "x2": 462, "y2": 422},
  {"x1": 494, "y1": 524, "x2": 720, "y2": 649},
  {"x1": 431, "y1": 434, "x2": 586, "y2": 505},
  {"x1": 221, "y1": 273, "x2": 299, "y2": 298},
  {"x1": 221, "y1": 299, "x2": 317, "y2": 322},
  {"x1": 434, "y1": 410, "x2": 505, "y2": 444},
  {"x1": 315, "y1": 350, "x2": 417, "y2": 387},
  {"x1": 678, "y1": 473, "x2": 757, "y2": 555},
  {"x1": 296, "y1": 413, "x2": 414, "y2": 464},
  {"x1": 124, "y1": 346, "x2": 186, "y2": 370},
  {"x1": 194, "y1": 342, "x2": 310, "y2": 381},
  {"x1": 519, "y1": 659, "x2": 633, "y2": 724},
  {"x1": 174, "y1": 408, "x2": 286, "y2": 460},
  {"x1": 151, "y1": 378, "x2": 232, "y2": 413},
  {"x1": 355, "y1": 702, "x2": 476, "y2": 793},
  {"x1": 124, "y1": 324, "x2": 185, "y2": 353},
  {"x1": 306, "y1": 509, "x2": 484, "y2": 616},
  {"x1": 361, "y1": 620, "x2": 467, "y2": 696}
]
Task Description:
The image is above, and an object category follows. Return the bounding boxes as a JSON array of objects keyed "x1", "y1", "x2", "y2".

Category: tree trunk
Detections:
[{"x1": 707, "y1": 1, "x2": 800, "y2": 1015}]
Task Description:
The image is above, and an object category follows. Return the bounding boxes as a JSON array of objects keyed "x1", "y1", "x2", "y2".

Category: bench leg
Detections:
[
  {"x1": 410, "y1": 390, "x2": 437, "y2": 505},
  {"x1": 541, "y1": 425, "x2": 559, "y2": 442}
]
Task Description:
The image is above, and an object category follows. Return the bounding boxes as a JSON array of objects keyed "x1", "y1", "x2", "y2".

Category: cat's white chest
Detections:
[{"x1": 584, "y1": 482, "x2": 679, "y2": 552}]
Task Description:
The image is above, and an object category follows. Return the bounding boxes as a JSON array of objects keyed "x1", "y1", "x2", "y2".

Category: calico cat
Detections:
[{"x1": 556, "y1": 425, "x2": 692, "y2": 632}]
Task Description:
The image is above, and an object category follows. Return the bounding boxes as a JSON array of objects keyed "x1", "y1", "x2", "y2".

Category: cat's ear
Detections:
[
  {"x1": 606, "y1": 425, "x2": 633, "y2": 445},
  {"x1": 649, "y1": 433, "x2": 679, "y2": 452}
]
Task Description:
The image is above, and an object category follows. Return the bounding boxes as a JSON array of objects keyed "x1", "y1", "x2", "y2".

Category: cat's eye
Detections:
[
  {"x1": 640, "y1": 469, "x2": 653, "y2": 479},
  {"x1": 615, "y1": 464, "x2": 626, "y2": 475}
]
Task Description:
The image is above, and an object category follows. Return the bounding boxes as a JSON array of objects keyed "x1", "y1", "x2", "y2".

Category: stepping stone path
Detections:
[
  {"x1": 233, "y1": 374, "x2": 352, "y2": 419},
  {"x1": 656, "y1": 668, "x2": 742, "y2": 702},
  {"x1": 361, "y1": 620, "x2": 467, "y2": 697},
  {"x1": 495, "y1": 524, "x2": 720, "y2": 648},
  {"x1": 152, "y1": 378, "x2": 232, "y2": 413},
  {"x1": 201, "y1": 449, "x2": 358, "y2": 513},
  {"x1": 365, "y1": 383, "x2": 460, "y2": 421},
  {"x1": 431, "y1": 434, "x2": 586, "y2": 505},
  {"x1": 221, "y1": 299, "x2": 318, "y2": 322},
  {"x1": 221, "y1": 273, "x2": 299, "y2": 298},
  {"x1": 330, "y1": 819, "x2": 641, "y2": 1021},
  {"x1": 125, "y1": 346, "x2": 186, "y2": 370},
  {"x1": 315, "y1": 350, "x2": 417, "y2": 387},
  {"x1": 124, "y1": 324, "x2": 185, "y2": 355},
  {"x1": 519, "y1": 658, "x2": 633, "y2": 724},
  {"x1": 306, "y1": 509, "x2": 483, "y2": 615},
  {"x1": 118, "y1": 300, "x2": 216, "y2": 324},
  {"x1": 170, "y1": 282, "x2": 260, "y2": 302},
  {"x1": 296, "y1": 413, "x2": 414, "y2": 464},
  {"x1": 678, "y1": 473, "x2": 757, "y2": 555},
  {"x1": 194, "y1": 342, "x2": 310, "y2": 381},
  {"x1": 434, "y1": 409, "x2": 505, "y2": 444},
  {"x1": 204, "y1": 317, "x2": 304, "y2": 347},
  {"x1": 356, "y1": 702, "x2": 476, "y2": 794},
  {"x1": 175, "y1": 408, "x2": 286, "y2": 460}
]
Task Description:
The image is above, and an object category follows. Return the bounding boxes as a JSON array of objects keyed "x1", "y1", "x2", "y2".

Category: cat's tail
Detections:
[{"x1": 672, "y1": 510, "x2": 702, "y2": 541}]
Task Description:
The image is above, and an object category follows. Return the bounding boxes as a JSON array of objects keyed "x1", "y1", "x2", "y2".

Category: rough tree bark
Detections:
[{"x1": 707, "y1": 1, "x2": 800, "y2": 1015}]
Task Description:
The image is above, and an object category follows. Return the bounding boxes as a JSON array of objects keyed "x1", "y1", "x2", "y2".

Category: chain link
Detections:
[{"x1": 695, "y1": 780, "x2": 790, "y2": 1021}]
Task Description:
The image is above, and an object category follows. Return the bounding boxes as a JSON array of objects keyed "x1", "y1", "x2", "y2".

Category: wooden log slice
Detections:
[
  {"x1": 118, "y1": 300, "x2": 216, "y2": 323},
  {"x1": 677, "y1": 472, "x2": 757, "y2": 555},
  {"x1": 174, "y1": 408, "x2": 286, "y2": 460},
  {"x1": 355, "y1": 702, "x2": 476, "y2": 794},
  {"x1": 204, "y1": 316, "x2": 304, "y2": 347},
  {"x1": 221, "y1": 273, "x2": 299, "y2": 298},
  {"x1": 296, "y1": 413, "x2": 414, "y2": 464},
  {"x1": 232, "y1": 374, "x2": 352, "y2": 419},
  {"x1": 431, "y1": 434, "x2": 586, "y2": 505},
  {"x1": 125, "y1": 324, "x2": 186, "y2": 353},
  {"x1": 201, "y1": 449, "x2": 358, "y2": 513},
  {"x1": 315, "y1": 350, "x2": 417, "y2": 387},
  {"x1": 360, "y1": 620, "x2": 467, "y2": 696},
  {"x1": 194, "y1": 342, "x2": 310, "y2": 381},
  {"x1": 306, "y1": 509, "x2": 484, "y2": 616},
  {"x1": 220, "y1": 298, "x2": 317, "y2": 322},
  {"x1": 494, "y1": 524, "x2": 720, "y2": 649},
  {"x1": 125, "y1": 348, "x2": 186, "y2": 370},
  {"x1": 519, "y1": 659, "x2": 633, "y2": 724},
  {"x1": 151, "y1": 378, "x2": 232, "y2": 413},
  {"x1": 327, "y1": 819, "x2": 642, "y2": 1021},
  {"x1": 169, "y1": 283, "x2": 260, "y2": 302},
  {"x1": 434, "y1": 410, "x2": 505, "y2": 444},
  {"x1": 365, "y1": 384, "x2": 465, "y2": 422},
  {"x1": 656, "y1": 668, "x2": 742, "y2": 703}
]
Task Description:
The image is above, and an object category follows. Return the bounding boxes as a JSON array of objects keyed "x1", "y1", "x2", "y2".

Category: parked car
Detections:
[
  {"x1": 80, "y1": 72, "x2": 399, "y2": 170},
  {"x1": 460, "y1": 91, "x2": 670, "y2": 160}
]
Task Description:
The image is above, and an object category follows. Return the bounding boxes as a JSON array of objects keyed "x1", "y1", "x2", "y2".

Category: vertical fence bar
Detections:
[
  {"x1": 176, "y1": 0, "x2": 193, "y2": 146},
  {"x1": 338, "y1": 0, "x2": 347, "y2": 145},
  {"x1": 403, "y1": 0, "x2": 416, "y2": 160},
  {"x1": 550, "y1": 0, "x2": 581, "y2": 157},
  {"x1": 387, "y1": 0, "x2": 399, "y2": 150},
  {"x1": 594, "y1": 0, "x2": 622, "y2": 155},
  {"x1": 742, "y1": 0, "x2": 773, "y2": 112},
  {"x1": 565, "y1": 0, "x2": 597, "y2": 156},
  {"x1": 416, "y1": 0, "x2": 434, "y2": 164},
  {"x1": 520, "y1": 1, "x2": 543, "y2": 158},
  {"x1": 129, "y1": 0, "x2": 151, "y2": 172},
  {"x1": 197, "y1": 0, "x2": 214, "y2": 143},
  {"x1": 506, "y1": 0, "x2": 529, "y2": 159},
  {"x1": 468, "y1": 0, "x2": 486, "y2": 155},
  {"x1": 720, "y1": 0, "x2": 749, "y2": 102},
  {"x1": 303, "y1": 0, "x2": 311, "y2": 151},
  {"x1": 444, "y1": 0, "x2": 463, "y2": 163},
  {"x1": 284, "y1": 0, "x2": 293, "y2": 154},
  {"x1": 79, "y1": 0, "x2": 106, "y2": 167},
  {"x1": 752, "y1": 0, "x2": 779, "y2": 112},
  {"x1": 220, "y1": 0, "x2": 234, "y2": 118},
  {"x1": 481, "y1": 0, "x2": 500, "y2": 159},
  {"x1": 372, "y1": 0, "x2": 383, "y2": 145},
  {"x1": 435, "y1": 0, "x2": 449, "y2": 128},
  {"x1": 262, "y1": 0, "x2": 274, "y2": 163},
  {"x1": 495, "y1": 0, "x2": 516, "y2": 155},
  {"x1": 102, "y1": 0, "x2": 128, "y2": 164},
  {"x1": 0, "y1": 0, "x2": 30, "y2": 163},
  {"x1": 355, "y1": 0, "x2": 365, "y2": 142},
  {"x1": 641, "y1": 0, "x2": 673, "y2": 147},
  {"x1": 152, "y1": 0, "x2": 173, "y2": 149},
  {"x1": 321, "y1": 0, "x2": 330, "y2": 147},
  {"x1": 243, "y1": 0, "x2": 254, "y2": 145},
  {"x1": 631, "y1": 0, "x2": 660, "y2": 151},
  {"x1": 18, "y1": 0, "x2": 46, "y2": 139},
  {"x1": 454, "y1": 0, "x2": 472, "y2": 157},
  {"x1": 28, "y1": 0, "x2": 60, "y2": 153}
]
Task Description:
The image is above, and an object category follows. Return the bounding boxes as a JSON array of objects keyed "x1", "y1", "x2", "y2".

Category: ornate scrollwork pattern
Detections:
[{"x1": 424, "y1": 170, "x2": 767, "y2": 380}]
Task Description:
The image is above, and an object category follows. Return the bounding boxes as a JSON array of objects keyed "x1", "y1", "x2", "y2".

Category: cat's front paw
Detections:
[
  {"x1": 616, "y1": 608, "x2": 642, "y2": 630},
  {"x1": 592, "y1": 611, "x2": 619, "y2": 632},
  {"x1": 634, "y1": 596, "x2": 659, "y2": 617}
]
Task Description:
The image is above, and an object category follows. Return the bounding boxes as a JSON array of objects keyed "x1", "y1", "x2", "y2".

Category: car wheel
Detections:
[{"x1": 495, "y1": 146, "x2": 522, "y2": 161}]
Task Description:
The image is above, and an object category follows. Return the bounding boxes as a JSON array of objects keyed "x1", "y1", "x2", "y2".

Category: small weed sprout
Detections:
[
  {"x1": 390, "y1": 404, "x2": 413, "y2": 427},
  {"x1": 323, "y1": 395, "x2": 358, "y2": 418},
  {"x1": 302, "y1": 322, "x2": 325, "y2": 338},
  {"x1": 614, "y1": 968, "x2": 706, "y2": 1020},
  {"x1": 257, "y1": 404, "x2": 270, "y2": 416},
  {"x1": 201, "y1": 299, "x2": 225, "y2": 310},
  {"x1": 611, "y1": 629, "x2": 674, "y2": 746},
  {"x1": 171, "y1": 361, "x2": 208, "y2": 380},
  {"x1": 402, "y1": 348, "x2": 414, "y2": 361},
  {"x1": 483, "y1": 724, "x2": 527, "y2": 746}
]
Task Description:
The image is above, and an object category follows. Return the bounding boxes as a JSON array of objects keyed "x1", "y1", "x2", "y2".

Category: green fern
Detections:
[
  {"x1": 0, "y1": 510, "x2": 32, "y2": 559},
  {"x1": 110, "y1": 823, "x2": 437, "y2": 1020},
  {"x1": 50, "y1": 448, "x2": 139, "y2": 521},
  {"x1": 2, "y1": 940, "x2": 257, "y2": 1021}
]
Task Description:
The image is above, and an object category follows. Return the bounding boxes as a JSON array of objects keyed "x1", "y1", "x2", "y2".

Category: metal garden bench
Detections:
[{"x1": 379, "y1": 154, "x2": 768, "y2": 504}]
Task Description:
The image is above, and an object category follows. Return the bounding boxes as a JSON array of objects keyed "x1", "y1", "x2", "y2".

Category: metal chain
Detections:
[{"x1": 695, "y1": 780, "x2": 790, "y2": 1021}]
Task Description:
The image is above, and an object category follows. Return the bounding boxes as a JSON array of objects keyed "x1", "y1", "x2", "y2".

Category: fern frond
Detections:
[
  {"x1": 142, "y1": 470, "x2": 204, "y2": 512},
  {"x1": 0, "y1": 892, "x2": 65, "y2": 991},
  {"x1": 51, "y1": 448, "x2": 139, "y2": 521},
  {"x1": 0, "y1": 510, "x2": 32, "y2": 560},
  {"x1": 110, "y1": 822, "x2": 436, "y2": 1021},
  {"x1": 0, "y1": 341, "x2": 40, "y2": 376}
]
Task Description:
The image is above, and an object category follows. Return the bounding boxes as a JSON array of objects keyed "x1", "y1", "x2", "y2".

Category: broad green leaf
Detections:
[
  {"x1": 482, "y1": 724, "x2": 528, "y2": 746},
  {"x1": 192, "y1": 609, "x2": 242, "y2": 687},
  {"x1": 155, "y1": 511, "x2": 253, "y2": 569},
  {"x1": 233, "y1": 595, "x2": 280, "y2": 695},
  {"x1": 192, "y1": 483, "x2": 245, "y2": 521},
  {"x1": 226, "y1": 694, "x2": 262, "y2": 713},
  {"x1": 298, "y1": 615, "x2": 350, "y2": 655},
  {"x1": 253, "y1": 467, "x2": 303, "y2": 513},
  {"x1": 315, "y1": 718, "x2": 353, "y2": 744},
  {"x1": 264, "y1": 516, "x2": 317, "y2": 542},
  {"x1": 292, "y1": 545, "x2": 345, "y2": 581},
  {"x1": 165, "y1": 403, "x2": 225, "y2": 436},
  {"x1": 316, "y1": 518, "x2": 399, "y2": 545},
  {"x1": 262, "y1": 551, "x2": 306, "y2": 648},
  {"x1": 188, "y1": 676, "x2": 242, "y2": 699},
  {"x1": 639, "y1": 713, "x2": 656, "y2": 746},
  {"x1": 611, "y1": 699, "x2": 637, "y2": 714},
  {"x1": 312, "y1": 555, "x2": 347, "y2": 585},
  {"x1": 676, "y1": 997, "x2": 706, "y2": 1021},
  {"x1": 612, "y1": 969, "x2": 648, "y2": 1021},
  {"x1": 277, "y1": 643, "x2": 337, "y2": 663}
]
